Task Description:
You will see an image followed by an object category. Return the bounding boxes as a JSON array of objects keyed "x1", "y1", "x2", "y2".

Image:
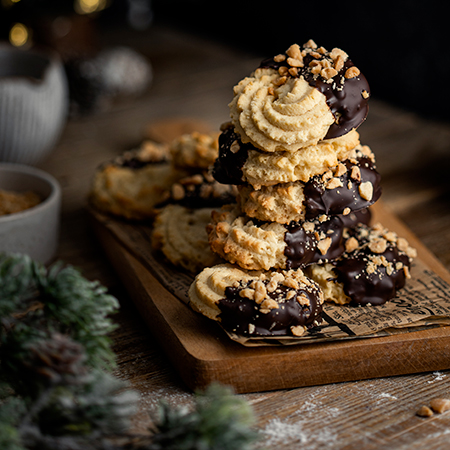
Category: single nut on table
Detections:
[
  {"x1": 430, "y1": 398, "x2": 450, "y2": 414},
  {"x1": 416, "y1": 405, "x2": 434, "y2": 417}
]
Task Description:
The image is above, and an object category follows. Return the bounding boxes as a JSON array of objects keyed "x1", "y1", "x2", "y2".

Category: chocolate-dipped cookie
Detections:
[
  {"x1": 207, "y1": 204, "x2": 349, "y2": 271},
  {"x1": 236, "y1": 145, "x2": 381, "y2": 224},
  {"x1": 188, "y1": 263, "x2": 324, "y2": 337},
  {"x1": 307, "y1": 223, "x2": 417, "y2": 306}
]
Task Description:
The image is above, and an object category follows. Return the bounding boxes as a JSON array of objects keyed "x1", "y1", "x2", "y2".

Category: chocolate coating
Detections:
[
  {"x1": 303, "y1": 155, "x2": 381, "y2": 219},
  {"x1": 284, "y1": 215, "x2": 345, "y2": 269},
  {"x1": 260, "y1": 53, "x2": 370, "y2": 139},
  {"x1": 334, "y1": 244, "x2": 410, "y2": 306},
  {"x1": 213, "y1": 125, "x2": 249, "y2": 185},
  {"x1": 218, "y1": 280, "x2": 322, "y2": 336}
]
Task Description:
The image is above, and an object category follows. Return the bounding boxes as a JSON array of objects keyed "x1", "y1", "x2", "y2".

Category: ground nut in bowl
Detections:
[
  {"x1": 0, "y1": 163, "x2": 61, "y2": 263},
  {"x1": 0, "y1": 44, "x2": 68, "y2": 165}
]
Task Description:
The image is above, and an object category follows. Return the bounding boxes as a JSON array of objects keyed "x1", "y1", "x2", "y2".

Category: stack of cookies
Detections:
[{"x1": 189, "y1": 40, "x2": 416, "y2": 338}]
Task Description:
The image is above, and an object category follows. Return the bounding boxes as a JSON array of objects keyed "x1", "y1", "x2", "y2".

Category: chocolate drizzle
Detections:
[
  {"x1": 218, "y1": 280, "x2": 322, "y2": 336},
  {"x1": 259, "y1": 52, "x2": 370, "y2": 139},
  {"x1": 213, "y1": 125, "x2": 249, "y2": 185},
  {"x1": 303, "y1": 155, "x2": 382, "y2": 219},
  {"x1": 284, "y1": 215, "x2": 345, "y2": 269}
]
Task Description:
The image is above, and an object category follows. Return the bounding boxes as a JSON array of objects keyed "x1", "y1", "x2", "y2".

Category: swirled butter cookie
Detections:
[
  {"x1": 152, "y1": 204, "x2": 223, "y2": 273},
  {"x1": 90, "y1": 140, "x2": 184, "y2": 220},
  {"x1": 306, "y1": 223, "x2": 417, "y2": 306},
  {"x1": 188, "y1": 263, "x2": 323, "y2": 336},
  {"x1": 229, "y1": 40, "x2": 370, "y2": 152},
  {"x1": 237, "y1": 145, "x2": 381, "y2": 224},
  {"x1": 169, "y1": 131, "x2": 219, "y2": 171},
  {"x1": 213, "y1": 123, "x2": 360, "y2": 188},
  {"x1": 207, "y1": 204, "x2": 347, "y2": 271}
]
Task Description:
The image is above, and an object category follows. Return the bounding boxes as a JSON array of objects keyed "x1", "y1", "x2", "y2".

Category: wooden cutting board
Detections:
[{"x1": 91, "y1": 201, "x2": 450, "y2": 394}]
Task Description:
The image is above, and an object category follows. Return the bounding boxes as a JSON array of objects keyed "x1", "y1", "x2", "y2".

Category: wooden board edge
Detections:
[{"x1": 91, "y1": 213, "x2": 450, "y2": 393}]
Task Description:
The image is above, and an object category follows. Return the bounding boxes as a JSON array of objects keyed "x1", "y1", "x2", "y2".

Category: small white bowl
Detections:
[{"x1": 0, "y1": 163, "x2": 61, "y2": 263}]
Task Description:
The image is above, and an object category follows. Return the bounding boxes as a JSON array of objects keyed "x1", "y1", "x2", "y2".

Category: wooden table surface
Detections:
[{"x1": 37, "y1": 24, "x2": 450, "y2": 449}]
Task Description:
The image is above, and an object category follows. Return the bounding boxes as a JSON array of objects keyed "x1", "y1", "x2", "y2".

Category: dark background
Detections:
[{"x1": 1, "y1": 0, "x2": 449, "y2": 121}]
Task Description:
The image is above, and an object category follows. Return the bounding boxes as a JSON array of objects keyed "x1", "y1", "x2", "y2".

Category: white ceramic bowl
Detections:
[
  {"x1": 0, "y1": 163, "x2": 61, "y2": 263},
  {"x1": 0, "y1": 44, "x2": 68, "y2": 165}
]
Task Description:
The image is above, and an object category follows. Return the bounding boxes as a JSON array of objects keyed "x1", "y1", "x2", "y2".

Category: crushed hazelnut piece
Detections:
[
  {"x1": 321, "y1": 67, "x2": 338, "y2": 80},
  {"x1": 329, "y1": 47, "x2": 348, "y2": 61},
  {"x1": 297, "y1": 293, "x2": 310, "y2": 306},
  {"x1": 303, "y1": 222, "x2": 315, "y2": 233},
  {"x1": 334, "y1": 163, "x2": 347, "y2": 177},
  {"x1": 261, "y1": 299, "x2": 279, "y2": 310},
  {"x1": 345, "y1": 66, "x2": 361, "y2": 79},
  {"x1": 287, "y1": 57, "x2": 303, "y2": 68},
  {"x1": 288, "y1": 67, "x2": 299, "y2": 76},
  {"x1": 230, "y1": 140, "x2": 240, "y2": 153},
  {"x1": 430, "y1": 398, "x2": 450, "y2": 414},
  {"x1": 274, "y1": 54, "x2": 286, "y2": 62},
  {"x1": 248, "y1": 323, "x2": 255, "y2": 334},
  {"x1": 369, "y1": 238, "x2": 387, "y2": 254},
  {"x1": 350, "y1": 166, "x2": 361, "y2": 181},
  {"x1": 304, "y1": 39, "x2": 317, "y2": 49},
  {"x1": 283, "y1": 278, "x2": 299, "y2": 289},
  {"x1": 322, "y1": 170, "x2": 333, "y2": 182},
  {"x1": 254, "y1": 281, "x2": 267, "y2": 304},
  {"x1": 278, "y1": 66, "x2": 288, "y2": 76},
  {"x1": 274, "y1": 76, "x2": 287, "y2": 86},
  {"x1": 362, "y1": 90, "x2": 370, "y2": 99},
  {"x1": 403, "y1": 266, "x2": 411, "y2": 279},
  {"x1": 343, "y1": 207, "x2": 351, "y2": 216},
  {"x1": 171, "y1": 183, "x2": 185, "y2": 200},
  {"x1": 268, "y1": 86, "x2": 275, "y2": 96},
  {"x1": 291, "y1": 325, "x2": 306, "y2": 337},
  {"x1": 317, "y1": 237, "x2": 332, "y2": 255},
  {"x1": 240, "y1": 288, "x2": 254, "y2": 299},
  {"x1": 286, "y1": 290, "x2": 296, "y2": 300},
  {"x1": 345, "y1": 237, "x2": 359, "y2": 253},
  {"x1": 416, "y1": 406, "x2": 434, "y2": 417},
  {"x1": 286, "y1": 44, "x2": 302, "y2": 60},
  {"x1": 327, "y1": 177, "x2": 343, "y2": 190},
  {"x1": 334, "y1": 55, "x2": 345, "y2": 71},
  {"x1": 359, "y1": 181, "x2": 373, "y2": 201}
]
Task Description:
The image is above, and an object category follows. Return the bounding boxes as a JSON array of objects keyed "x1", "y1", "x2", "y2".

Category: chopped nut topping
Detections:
[
  {"x1": 274, "y1": 54, "x2": 286, "y2": 62},
  {"x1": 248, "y1": 323, "x2": 256, "y2": 334},
  {"x1": 273, "y1": 76, "x2": 287, "y2": 86},
  {"x1": 350, "y1": 166, "x2": 361, "y2": 181},
  {"x1": 296, "y1": 293, "x2": 310, "y2": 306},
  {"x1": 359, "y1": 181, "x2": 373, "y2": 201},
  {"x1": 283, "y1": 278, "x2": 299, "y2": 289},
  {"x1": 430, "y1": 398, "x2": 450, "y2": 414},
  {"x1": 321, "y1": 67, "x2": 338, "y2": 80},
  {"x1": 334, "y1": 163, "x2": 347, "y2": 178},
  {"x1": 291, "y1": 325, "x2": 306, "y2": 337},
  {"x1": 287, "y1": 57, "x2": 304, "y2": 68},
  {"x1": 317, "y1": 237, "x2": 332, "y2": 255},
  {"x1": 345, "y1": 66, "x2": 361, "y2": 79},
  {"x1": 334, "y1": 55, "x2": 345, "y2": 71},
  {"x1": 261, "y1": 298, "x2": 279, "y2": 310},
  {"x1": 345, "y1": 236, "x2": 359, "y2": 253},
  {"x1": 240, "y1": 288, "x2": 254, "y2": 300},
  {"x1": 326, "y1": 177, "x2": 343, "y2": 190},
  {"x1": 230, "y1": 140, "x2": 240, "y2": 153},
  {"x1": 278, "y1": 66, "x2": 289, "y2": 75},
  {"x1": 288, "y1": 67, "x2": 299, "y2": 76},
  {"x1": 286, "y1": 44, "x2": 302, "y2": 60},
  {"x1": 286, "y1": 290, "x2": 296, "y2": 300},
  {"x1": 369, "y1": 238, "x2": 387, "y2": 254},
  {"x1": 343, "y1": 207, "x2": 351, "y2": 216},
  {"x1": 362, "y1": 90, "x2": 370, "y2": 99},
  {"x1": 171, "y1": 183, "x2": 185, "y2": 200},
  {"x1": 254, "y1": 281, "x2": 267, "y2": 304},
  {"x1": 304, "y1": 39, "x2": 317, "y2": 49},
  {"x1": 303, "y1": 222, "x2": 315, "y2": 233},
  {"x1": 416, "y1": 405, "x2": 434, "y2": 417}
]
